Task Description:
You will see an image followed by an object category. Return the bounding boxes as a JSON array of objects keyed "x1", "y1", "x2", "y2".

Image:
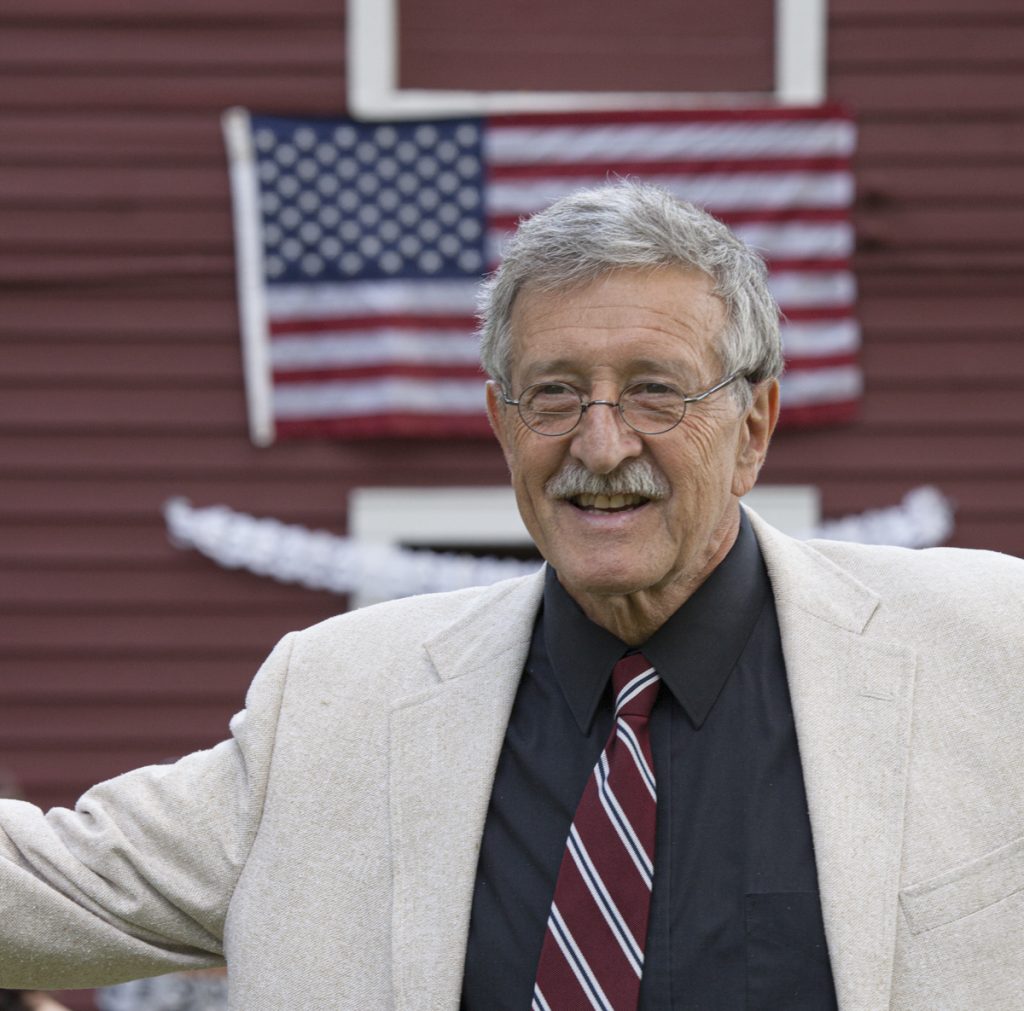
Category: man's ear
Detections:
[
  {"x1": 731, "y1": 378, "x2": 780, "y2": 498},
  {"x1": 485, "y1": 381, "x2": 514, "y2": 467}
]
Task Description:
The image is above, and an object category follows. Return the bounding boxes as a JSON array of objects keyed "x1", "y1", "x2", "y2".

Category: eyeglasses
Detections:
[{"x1": 502, "y1": 374, "x2": 740, "y2": 437}]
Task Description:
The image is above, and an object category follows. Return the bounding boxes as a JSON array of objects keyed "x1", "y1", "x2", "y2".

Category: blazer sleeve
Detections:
[{"x1": 0, "y1": 631, "x2": 296, "y2": 990}]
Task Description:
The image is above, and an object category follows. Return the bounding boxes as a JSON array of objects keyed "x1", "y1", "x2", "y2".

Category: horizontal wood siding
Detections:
[
  {"x1": 399, "y1": 0, "x2": 774, "y2": 92},
  {"x1": 0, "y1": 5, "x2": 351, "y2": 1006},
  {"x1": 0, "y1": 3, "x2": 358, "y2": 825},
  {"x1": 809, "y1": 0, "x2": 1024, "y2": 551},
  {"x1": 0, "y1": 3, "x2": 1021, "y2": 1004}
]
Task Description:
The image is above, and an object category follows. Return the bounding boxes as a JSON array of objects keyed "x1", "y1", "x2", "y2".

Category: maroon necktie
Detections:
[{"x1": 533, "y1": 653, "x2": 660, "y2": 1010}]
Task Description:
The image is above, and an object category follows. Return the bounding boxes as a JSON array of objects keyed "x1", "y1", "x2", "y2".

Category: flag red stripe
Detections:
[
  {"x1": 273, "y1": 364, "x2": 486, "y2": 383},
  {"x1": 487, "y1": 207, "x2": 851, "y2": 232},
  {"x1": 782, "y1": 353, "x2": 859, "y2": 371},
  {"x1": 768, "y1": 258, "x2": 852, "y2": 273},
  {"x1": 778, "y1": 399, "x2": 860, "y2": 427},
  {"x1": 270, "y1": 314, "x2": 477, "y2": 336},
  {"x1": 487, "y1": 156, "x2": 852, "y2": 179},
  {"x1": 672, "y1": 207, "x2": 853, "y2": 225},
  {"x1": 275, "y1": 414, "x2": 495, "y2": 439},
  {"x1": 780, "y1": 306, "x2": 855, "y2": 322}
]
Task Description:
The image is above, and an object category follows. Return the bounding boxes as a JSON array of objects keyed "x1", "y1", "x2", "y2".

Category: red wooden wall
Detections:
[
  {"x1": 0, "y1": 1, "x2": 1022, "y2": 1003},
  {"x1": 399, "y1": 0, "x2": 775, "y2": 92},
  {"x1": 3, "y1": 0, "x2": 1024, "y2": 809},
  {"x1": 777, "y1": 0, "x2": 1024, "y2": 551}
]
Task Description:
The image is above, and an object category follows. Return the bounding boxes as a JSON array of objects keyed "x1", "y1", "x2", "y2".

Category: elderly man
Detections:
[{"x1": 1, "y1": 182, "x2": 1022, "y2": 1010}]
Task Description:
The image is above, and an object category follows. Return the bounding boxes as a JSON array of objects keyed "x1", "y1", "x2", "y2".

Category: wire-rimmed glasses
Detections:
[{"x1": 502, "y1": 374, "x2": 740, "y2": 437}]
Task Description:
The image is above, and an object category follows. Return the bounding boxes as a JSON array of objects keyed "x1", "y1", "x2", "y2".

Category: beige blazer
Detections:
[{"x1": 1, "y1": 510, "x2": 1022, "y2": 1009}]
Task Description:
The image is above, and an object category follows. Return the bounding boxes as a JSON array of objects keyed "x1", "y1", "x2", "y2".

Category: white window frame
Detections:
[{"x1": 347, "y1": 0, "x2": 828, "y2": 120}]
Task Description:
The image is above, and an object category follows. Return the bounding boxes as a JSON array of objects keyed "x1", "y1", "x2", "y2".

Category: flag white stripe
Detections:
[
  {"x1": 616, "y1": 719, "x2": 657, "y2": 802},
  {"x1": 596, "y1": 753, "x2": 654, "y2": 887},
  {"x1": 270, "y1": 330, "x2": 481, "y2": 369},
  {"x1": 568, "y1": 826, "x2": 644, "y2": 976},
  {"x1": 488, "y1": 221, "x2": 853, "y2": 266},
  {"x1": 548, "y1": 905, "x2": 614, "y2": 1011},
  {"x1": 486, "y1": 121, "x2": 856, "y2": 164},
  {"x1": 781, "y1": 320, "x2": 861, "y2": 358},
  {"x1": 648, "y1": 173, "x2": 857, "y2": 214},
  {"x1": 487, "y1": 172, "x2": 853, "y2": 215},
  {"x1": 733, "y1": 222, "x2": 855, "y2": 259},
  {"x1": 768, "y1": 270, "x2": 856, "y2": 309},
  {"x1": 266, "y1": 278, "x2": 479, "y2": 319},
  {"x1": 780, "y1": 365, "x2": 863, "y2": 407},
  {"x1": 273, "y1": 377, "x2": 485, "y2": 418}
]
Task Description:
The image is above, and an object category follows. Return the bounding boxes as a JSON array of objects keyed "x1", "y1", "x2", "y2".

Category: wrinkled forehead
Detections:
[{"x1": 506, "y1": 267, "x2": 728, "y2": 380}]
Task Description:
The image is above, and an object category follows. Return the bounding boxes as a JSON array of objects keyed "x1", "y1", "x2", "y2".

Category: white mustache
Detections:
[{"x1": 544, "y1": 460, "x2": 670, "y2": 500}]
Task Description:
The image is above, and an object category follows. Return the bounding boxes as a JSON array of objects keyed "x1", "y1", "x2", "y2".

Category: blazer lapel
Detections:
[
  {"x1": 750, "y1": 511, "x2": 916, "y2": 1011},
  {"x1": 389, "y1": 571, "x2": 545, "y2": 1010}
]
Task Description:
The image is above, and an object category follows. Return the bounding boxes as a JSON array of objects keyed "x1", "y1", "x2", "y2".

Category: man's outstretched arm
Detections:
[{"x1": 0, "y1": 633, "x2": 295, "y2": 990}]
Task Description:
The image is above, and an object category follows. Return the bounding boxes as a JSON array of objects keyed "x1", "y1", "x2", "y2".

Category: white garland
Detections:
[
  {"x1": 164, "y1": 486, "x2": 954, "y2": 601},
  {"x1": 163, "y1": 497, "x2": 541, "y2": 599},
  {"x1": 805, "y1": 485, "x2": 954, "y2": 549}
]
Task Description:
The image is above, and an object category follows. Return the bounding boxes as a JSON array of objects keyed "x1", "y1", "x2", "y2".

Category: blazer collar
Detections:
[{"x1": 748, "y1": 508, "x2": 916, "y2": 1011}]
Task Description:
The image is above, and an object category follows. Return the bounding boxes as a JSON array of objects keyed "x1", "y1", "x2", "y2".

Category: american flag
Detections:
[{"x1": 223, "y1": 107, "x2": 859, "y2": 444}]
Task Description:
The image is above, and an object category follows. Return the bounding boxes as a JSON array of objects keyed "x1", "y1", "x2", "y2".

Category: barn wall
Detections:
[
  {"x1": 3, "y1": 0, "x2": 1023, "y2": 809},
  {"x1": 1, "y1": 1, "x2": 356, "y2": 829},
  {"x1": 0, "y1": 3, "x2": 1022, "y2": 1003},
  {"x1": 0, "y1": 0, "x2": 781, "y2": 814},
  {"x1": 774, "y1": 0, "x2": 1024, "y2": 551},
  {"x1": 398, "y1": 0, "x2": 775, "y2": 92}
]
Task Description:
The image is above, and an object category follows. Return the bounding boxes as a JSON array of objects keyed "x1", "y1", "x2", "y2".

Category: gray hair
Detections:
[{"x1": 477, "y1": 180, "x2": 784, "y2": 402}]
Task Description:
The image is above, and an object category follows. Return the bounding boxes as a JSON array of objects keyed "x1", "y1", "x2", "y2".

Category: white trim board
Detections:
[
  {"x1": 349, "y1": 485, "x2": 820, "y2": 547},
  {"x1": 347, "y1": 0, "x2": 828, "y2": 119}
]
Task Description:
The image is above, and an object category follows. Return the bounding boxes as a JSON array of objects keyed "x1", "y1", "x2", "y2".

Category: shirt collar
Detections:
[{"x1": 542, "y1": 510, "x2": 770, "y2": 732}]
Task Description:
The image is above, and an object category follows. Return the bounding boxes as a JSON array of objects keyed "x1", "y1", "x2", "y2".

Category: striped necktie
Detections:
[{"x1": 533, "y1": 652, "x2": 660, "y2": 1011}]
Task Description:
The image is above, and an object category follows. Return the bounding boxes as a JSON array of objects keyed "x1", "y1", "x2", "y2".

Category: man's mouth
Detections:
[{"x1": 569, "y1": 493, "x2": 649, "y2": 512}]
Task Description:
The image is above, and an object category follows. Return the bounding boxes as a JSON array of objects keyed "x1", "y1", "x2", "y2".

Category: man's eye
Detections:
[
  {"x1": 629, "y1": 382, "x2": 680, "y2": 401},
  {"x1": 625, "y1": 383, "x2": 685, "y2": 416},
  {"x1": 524, "y1": 384, "x2": 579, "y2": 413}
]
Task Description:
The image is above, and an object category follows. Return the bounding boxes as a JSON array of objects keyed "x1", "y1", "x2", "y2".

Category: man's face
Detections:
[{"x1": 486, "y1": 266, "x2": 777, "y2": 623}]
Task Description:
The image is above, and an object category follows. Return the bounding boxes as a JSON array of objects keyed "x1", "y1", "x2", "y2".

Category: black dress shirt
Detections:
[{"x1": 461, "y1": 514, "x2": 837, "y2": 1009}]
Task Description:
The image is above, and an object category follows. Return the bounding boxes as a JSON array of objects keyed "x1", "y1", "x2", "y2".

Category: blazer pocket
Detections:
[{"x1": 900, "y1": 833, "x2": 1024, "y2": 936}]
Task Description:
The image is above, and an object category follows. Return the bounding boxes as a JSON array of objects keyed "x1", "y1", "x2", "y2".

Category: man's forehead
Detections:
[
  {"x1": 507, "y1": 267, "x2": 727, "y2": 375},
  {"x1": 512, "y1": 266, "x2": 721, "y2": 325}
]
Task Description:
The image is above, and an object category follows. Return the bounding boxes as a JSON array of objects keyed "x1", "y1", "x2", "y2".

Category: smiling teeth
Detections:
[{"x1": 575, "y1": 493, "x2": 645, "y2": 509}]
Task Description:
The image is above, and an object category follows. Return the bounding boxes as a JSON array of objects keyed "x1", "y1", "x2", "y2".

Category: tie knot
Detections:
[{"x1": 611, "y1": 652, "x2": 659, "y2": 718}]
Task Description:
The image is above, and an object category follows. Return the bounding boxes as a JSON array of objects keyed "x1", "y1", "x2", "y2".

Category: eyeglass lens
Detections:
[{"x1": 518, "y1": 384, "x2": 686, "y2": 435}]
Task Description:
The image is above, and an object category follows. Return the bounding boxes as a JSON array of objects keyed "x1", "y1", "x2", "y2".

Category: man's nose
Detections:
[{"x1": 569, "y1": 399, "x2": 644, "y2": 475}]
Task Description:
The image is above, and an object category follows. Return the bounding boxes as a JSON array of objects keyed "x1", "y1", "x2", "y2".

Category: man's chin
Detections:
[{"x1": 554, "y1": 566, "x2": 656, "y2": 604}]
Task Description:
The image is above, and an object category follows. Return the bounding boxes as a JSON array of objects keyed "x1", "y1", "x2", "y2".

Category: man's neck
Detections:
[{"x1": 564, "y1": 509, "x2": 741, "y2": 645}]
